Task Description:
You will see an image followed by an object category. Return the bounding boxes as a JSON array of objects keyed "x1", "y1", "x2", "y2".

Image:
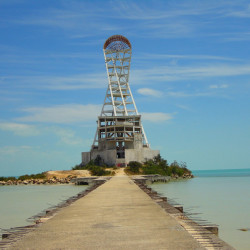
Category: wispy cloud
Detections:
[
  {"x1": 110, "y1": 1, "x2": 250, "y2": 39},
  {"x1": 132, "y1": 64, "x2": 250, "y2": 84},
  {"x1": 176, "y1": 104, "x2": 193, "y2": 111},
  {"x1": 2, "y1": 0, "x2": 249, "y2": 41},
  {"x1": 0, "y1": 51, "x2": 101, "y2": 66},
  {"x1": 209, "y1": 84, "x2": 229, "y2": 89},
  {"x1": 0, "y1": 0, "x2": 25, "y2": 6},
  {"x1": 112, "y1": 1, "x2": 232, "y2": 21},
  {"x1": 0, "y1": 122, "x2": 40, "y2": 136},
  {"x1": 9, "y1": 4, "x2": 119, "y2": 36},
  {"x1": 166, "y1": 91, "x2": 215, "y2": 98},
  {"x1": 16, "y1": 104, "x2": 102, "y2": 124},
  {"x1": 137, "y1": 88, "x2": 163, "y2": 97},
  {"x1": 1, "y1": 73, "x2": 106, "y2": 90},
  {"x1": 14, "y1": 103, "x2": 174, "y2": 124},
  {"x1": 50, "y1": 127, "x2": 83, "y2": 146},
  {"x1": 141, "y1": 112, "x2": 173, "y2": 122},
  {"x1": 14, "y1": 9, "x2": 92, "y2": 29},
  {"x1": 0, "y1": 145, "x2": 33, "y2": 155},
  {"x1": 223, "y1": 32, "x2": 250, "y2": 41},
  {"x1": 0, "y1": 1, "x2": 209, "y2": 39},
  {"x1": 0, "y1": 121, "x2": 85, "y2": 145},
  {"x1": 225, "y1": 3, "x2": 250, "y2": 18},
  {"x1": 138, "y1": 53, "x2": 241, "y2": 62}
]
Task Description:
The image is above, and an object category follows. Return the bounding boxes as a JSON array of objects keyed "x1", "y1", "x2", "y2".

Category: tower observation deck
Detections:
[{"x1": 82, "y1": 35, "x2": 159, "y2": 166}]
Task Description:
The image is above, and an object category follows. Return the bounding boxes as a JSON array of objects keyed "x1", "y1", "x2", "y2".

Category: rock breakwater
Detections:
[{"x1": 0, "y1": 176, "x2": 74, "y2": 185}]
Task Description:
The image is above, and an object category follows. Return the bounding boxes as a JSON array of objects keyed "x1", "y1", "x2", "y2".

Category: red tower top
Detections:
[{"x1": 103, "y1": 35, "x2": 131, "y2": 50}]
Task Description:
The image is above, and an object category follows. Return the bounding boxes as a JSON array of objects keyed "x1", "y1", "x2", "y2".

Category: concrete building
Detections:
[{"x1": 82, "y1": 35, "x2": 159, "y2": 166}]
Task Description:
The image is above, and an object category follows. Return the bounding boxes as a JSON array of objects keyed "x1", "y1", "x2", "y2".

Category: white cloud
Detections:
[
  {"x1": 141, "y1": 112, "x2": 173, "y2": 122},
  {"x1": 166, "y1": 91, "x2": 214, "y2": 98},
  {"x1": 138, "y1": 53, "x2": 240, "y2": 62},
  {"x1": 10, "y1": 4, "x2": 119, "y2": 37},
  {"x1": 0, "y1": 145, "x2": 32, "y2": 155},
  {"x1": 3, "y1": 0, "x2": 249, "y2": 42},
  {"x1": 137, "y1": 88, "x2": 163, "y2": 97},
  {"x1": 2, "y1": 73, "x2": 106, "y2": 90},
  {"x1": 0, "y1": 121, "x2": 85, "y2": 145},
  {"x1": 16, "y1": 104, "x2": 102, "y2": 124},
  {"x1": 176, "y1": 104, "x2": 192, "y2": 111},
  {"x1": 52, "y1": 127, "x2": 83, "y2": 145},
  {"x1": 0, "y1": 122, "x2": 39, "y2": 136},
  {"x1": 114, "y1": 1, "x2": 235, "y2": 21},
  {"x1": 226, "y1": 5, "x2": 250, "y2": 18},
  {"x1": 41, "y1": 74, "x2": 106, "y2": 90},
  {"x1": 1, "y1": 1, "x2": 219, "y2": 40},
  {"x1": 131, "y1": 64, "x2": 250, "y2": 84},
  {"x1": 209, "y1": 84, "x2": 229, "y2": 89}
]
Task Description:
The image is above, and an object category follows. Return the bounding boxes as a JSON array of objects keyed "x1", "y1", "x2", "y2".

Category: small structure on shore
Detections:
[{"x1": 82, "y1": 35, "x2": 159, "y2": 166}]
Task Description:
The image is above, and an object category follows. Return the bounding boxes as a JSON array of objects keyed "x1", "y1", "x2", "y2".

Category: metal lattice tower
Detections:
[
  {"x1": 102, "y1": 35, "x2": 136, "y2": 116},
  {"x1": 82, "y1": 35, "x2": 159, "y2": 166},
  {"x1": 92, "y1": 35, "x2": 149, "y2": 150}
]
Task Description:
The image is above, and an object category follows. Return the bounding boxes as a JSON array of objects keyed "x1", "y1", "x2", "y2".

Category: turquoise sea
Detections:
[
  {"x1": 0, "y1": 184, "x2": 87, "y2": 236},
  {"x1": 1, "y1": 171, "x2": 249, "y2": 249},
  {"x1": 150, "y1": 168, "x2": 250, "y2": 250}
]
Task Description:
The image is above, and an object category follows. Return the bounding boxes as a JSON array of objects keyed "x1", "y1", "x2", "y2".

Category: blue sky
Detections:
[{"x1": 1, "y1": 0, "x2": 250, "y2": 176}]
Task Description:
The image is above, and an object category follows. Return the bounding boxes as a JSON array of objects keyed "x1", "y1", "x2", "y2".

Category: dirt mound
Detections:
[{"x1": 45, "y1": 170, "x2": 91, "y2": 179}]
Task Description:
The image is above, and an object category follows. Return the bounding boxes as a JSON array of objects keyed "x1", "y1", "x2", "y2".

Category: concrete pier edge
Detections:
[
  {"x1": 0, "y1": 177, "x2": 110, "y2": 248},
  {"x1": 132, "y1": 177, "x2": 234, "y2": 249}
]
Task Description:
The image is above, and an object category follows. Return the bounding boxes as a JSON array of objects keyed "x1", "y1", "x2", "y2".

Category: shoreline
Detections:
[
  {"x1": 0, "y1": 177, "x2": 74, "y2": 186},
  {"x1": 0, "y1": 172, "x2": 193, "y2": 186},
  {"x1": 0, "y1": 169, "x2": 92, "y2": 185}
]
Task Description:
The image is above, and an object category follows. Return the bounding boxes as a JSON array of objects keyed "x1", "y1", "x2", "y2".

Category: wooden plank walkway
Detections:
[{"x1": 8, "y1": 175, "x2": 206, "y2": 249}]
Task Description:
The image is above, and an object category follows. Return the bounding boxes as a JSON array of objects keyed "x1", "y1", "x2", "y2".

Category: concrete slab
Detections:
[{"x1": 9, "y1": 175, "x2": 205, "y2": 250}]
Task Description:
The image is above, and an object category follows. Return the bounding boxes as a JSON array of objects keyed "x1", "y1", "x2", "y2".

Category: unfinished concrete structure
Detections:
[{"x1": 82, "y1": 35, "x2": 159, "y2": 166}]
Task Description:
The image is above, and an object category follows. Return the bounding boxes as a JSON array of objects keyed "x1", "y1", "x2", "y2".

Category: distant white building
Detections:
[{"x1": 82, "y1": 35, "x2": 159, "y2": 166}]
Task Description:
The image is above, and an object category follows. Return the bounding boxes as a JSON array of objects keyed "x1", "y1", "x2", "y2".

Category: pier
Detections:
[
  {"x1": 71, "y1": 176, "x2": 110, "y2": 185},
  {"x1": 4, "y1": 173, "x2": 233, "y2": 249},
  {"x1": 133, "y1": 174, "x2": 171, "y2": 185}
]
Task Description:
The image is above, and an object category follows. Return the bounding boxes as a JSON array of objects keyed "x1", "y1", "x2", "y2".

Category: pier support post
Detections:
[
  {"x1": 203, "y1": 225, "x2": 219, "y2": 236},
  {"x1": 174, "y1": 206, "x2": 183, "y2": 213}
]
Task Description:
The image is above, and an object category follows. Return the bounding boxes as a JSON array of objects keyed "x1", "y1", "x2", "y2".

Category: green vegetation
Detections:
[
  {"x1": 0, "y1": 176, "x2": 17, "y2": 182},
  {"x1": 126, "y1": 161, "x2": 142, "y2": 174},
  {"x1": 18, "y1": 172, "x2": 46, "y2": 181},
  {"x1": 73, "y1": 154, "x2": 191, "y2": 177},
  {"x1": 0, "y1": 172, "x2": 46, "y2": 181},
  {"x1": 125, "y1": 155, "x2": 192, "y2": 177},
  {"x1": 1, "y1": 155, "x2": 191, "y2": 180},
  {"x1": 72, "y1": 156, "x2": 115, "y2": 176}
]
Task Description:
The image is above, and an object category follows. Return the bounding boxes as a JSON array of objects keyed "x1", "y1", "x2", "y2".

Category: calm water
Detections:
[
  {"x1": 0, "y1": 184, "x2": 87, "y2": 235},
  {"x1": 150, "y1": 168, "x2": 250, "y2": 250}
]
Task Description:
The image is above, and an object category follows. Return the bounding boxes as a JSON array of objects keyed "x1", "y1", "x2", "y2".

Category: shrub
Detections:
[
  {"x1": 88, "y1": 165, "x2": 111, "y2": 176},
  {"x1": 72, "y1": 159, "x2": 112, "y2": 176},
  {"x1": 127, "y1": 161, "x2": 142, "y2": 174},
  {"x1": 72, "y1": 163, "x2": 87, "y2": 170},
  {"x1": 18, "y1": 172, "x2": 46, "y2": 181},
  {"x1": 142, "y1": 155, "x2": 192, "y2": 177},
  {"x1": 0, "y1": 176, "x2": 17, "y2": 181},
  {"x1": 89, "y1": 166, "x2": 106, "y2": 176},
  {"x1": 142, "y1": 156, "x2": 169, "y2": 175},
  {"x1": 142, "y1": 159, "x2": 162, "y2": 175}
]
